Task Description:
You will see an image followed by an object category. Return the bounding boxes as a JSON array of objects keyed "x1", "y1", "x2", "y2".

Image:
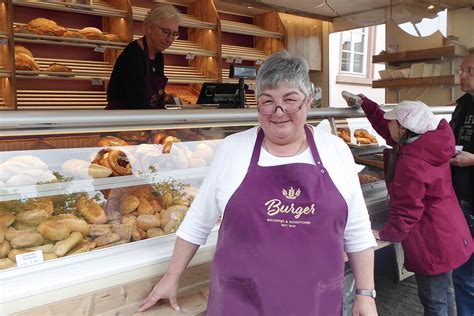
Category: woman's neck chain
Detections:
[{"x1": 263, "y1": 137, "x2": 307, "y2": 157}]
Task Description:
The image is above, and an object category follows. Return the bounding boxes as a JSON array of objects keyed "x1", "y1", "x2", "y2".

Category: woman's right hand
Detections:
[{"x1": 138, "y1": 273, "x2": 181, "y2": 312}]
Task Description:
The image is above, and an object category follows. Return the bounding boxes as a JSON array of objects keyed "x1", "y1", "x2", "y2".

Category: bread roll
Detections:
[
  {"x1": 10, "y1": 232, "x2": 44, "y2": 249},
  {"x1": 188, "y1": 157, "x2": 207, "y2": 168},
  {"x1": 89, "y1": 224, "x2": 112, "y2": 238},
  {"x1": 104, "y1": 33, "x2": 122, "y2": 42},
  {"x1": 66, "y1": 239, "x2": 95, "y2": 255},
  {"x1": 137, "y1": 198, "x2": 153, "y2": 215},
  {"x1": 193, "y1": 143, "x2": 214, "y2": 163},
  {"x1": 62, "y1": 159, "x2": 90, "y2": 178},
  {"x1": 14, "y1": 24, "x2": 34, "y2": 34},
  {"x1": 76, "y1": 197, "x2": 108, "y2": 224},
  {"x1": 88, "y1": 163, "x2": 112, "y2": 178},
  {"x1": 79, "y1": 27, "x2": 106, "y2": 41},
  {"x1": 146, "y1": 227, "x2": 164, "y2": 239},
  {"x1": 136, "y1": 214, "x2": 160, "y2": 231},
  {"x1": 16, "y1": 208, "x2": 50, "y2": 226},
  {"x1": 31, "y1": 25, "x2": 66, "y2": 36},
  {"x1": 94, "y1": 232, "x2": 120, "y2": 247},
  {"x1": 54, "y1": 232, "x2": 83, "y2": 257},
  {"x1": 0, "y1": 226, "x2": 5, "y2": 243},
  {"x1": 0, "y1": 213, "x2": 15, "y2": 227},
  {"x1": 28, "y1": 18, "x2": 58, "y2": 29},
  {"x1": 0, "y1": 240, "x2": 11, "y2": 258},
  {"x1": 112, "y1": 223, "x2": 133, "y2": 242},
  {"x1": 4, "y1": 155, "x2": 48, "y2": 171},
  {"x1": 43, "y1": 252, "x2": 59, "y2": 261},
  {"x1": 0, "y1": 258, "x2": 15, "y2": 270},
  {"x1": 45, "y1": 63, "x2": 73, "y2": 76},
  {"x1": 120, "y1": 195, "x2": 140, "y2": 214},
  {"x1": 15, "y1": 53, "x2": 40, "y2": 72},
  {"x1": 62, "y1": 30, "x2": 86, "y2": 39},
  {"x1": 15, "y1": 45, "x2": 33, "y2": 57},
  {"x1": 38, "y1": 219, "x2": 71, "y2": 241},
  {"x1": 56, "y1": 215, "x2": 90, "y2": 236}
]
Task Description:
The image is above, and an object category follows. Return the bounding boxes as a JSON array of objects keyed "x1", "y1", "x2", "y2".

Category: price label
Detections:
[
  {"x1": 94, "y1": 46, "x2": 106, "y2": 53},
  {"x1": 0, "y1": 38, "x2": 8, "y2": 45},
  {"x1": 91, "y1": 78, "x2": 103, "y2": 86},
  {"x1": 234, "y1": 58, "x2": 243, "y2": 64},
  {"x1": 256, "y1": 59, "x2": 263, "y2": 65},
  {"x1": 16, "y1": 250, "x2": 44, "y2": 268},
  {"x1": 185, "y1": 53, "x2": 195, "y2": 60},
  {"x1": 226, "y1": 57, "x2": 234, "y2": 63}
]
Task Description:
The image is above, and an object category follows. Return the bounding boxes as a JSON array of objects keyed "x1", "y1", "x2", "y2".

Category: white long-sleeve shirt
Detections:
[{"x1": 177, "y1": 125, "x2": 377, "y2": 253}]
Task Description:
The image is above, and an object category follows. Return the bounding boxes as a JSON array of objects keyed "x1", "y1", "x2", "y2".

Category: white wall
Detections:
[{"x1": 328, "y1": 24, "x2": 386, "y2": 108}]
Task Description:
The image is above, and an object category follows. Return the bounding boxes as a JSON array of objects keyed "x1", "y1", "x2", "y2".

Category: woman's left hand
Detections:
[
  {"x1": 352, "y1": 295, "x2": 378, "y2": 315},
  {"x1": 372, "y1": 230, "x2": 381, "y2": 240}
]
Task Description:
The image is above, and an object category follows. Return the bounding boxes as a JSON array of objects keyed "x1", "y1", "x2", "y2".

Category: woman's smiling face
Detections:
[{"x1": 257, "y1": 83, "x2": 310, "y2": 145}]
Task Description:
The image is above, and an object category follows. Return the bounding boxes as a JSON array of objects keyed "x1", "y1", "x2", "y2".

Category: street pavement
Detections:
[{"x1": 375, "y1": 275, "x2": 424, "y2": 315}]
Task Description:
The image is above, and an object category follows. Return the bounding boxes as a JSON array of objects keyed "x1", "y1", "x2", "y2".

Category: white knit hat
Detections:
[{"x1": 383, "y1": 100, "x2": 440, "y2": 134}]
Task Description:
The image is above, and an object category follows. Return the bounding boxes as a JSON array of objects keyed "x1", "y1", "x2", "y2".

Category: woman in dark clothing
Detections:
[
  {"x1": 343, "y1": 92, "x2": 473, "y2": 316},
  {"x1": 106, "y1": 3, "x2": 179, "y2": 109}
]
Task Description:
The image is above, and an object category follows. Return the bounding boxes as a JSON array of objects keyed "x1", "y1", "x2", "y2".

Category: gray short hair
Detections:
[
  {"x1": 144, "y1": 3, "x2": 180, "y2": 28},
  {"x1": 255, "y1": 51, "x2": 312, "y2": 98}
]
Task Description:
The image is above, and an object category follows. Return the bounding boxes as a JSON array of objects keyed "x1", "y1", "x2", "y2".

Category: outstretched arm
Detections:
[{"x1": 138, "y1": 237, "x2": 199, "y2": 312}]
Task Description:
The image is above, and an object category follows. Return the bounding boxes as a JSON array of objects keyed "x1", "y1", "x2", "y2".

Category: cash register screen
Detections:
[{"x1": 196, "y1": 83, "x2": 241, "y2": 108}]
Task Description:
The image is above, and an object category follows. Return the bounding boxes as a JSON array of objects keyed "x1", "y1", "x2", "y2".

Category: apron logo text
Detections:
[{"x1": 265, "y1": 199, "x2": 316, "y2": 219}]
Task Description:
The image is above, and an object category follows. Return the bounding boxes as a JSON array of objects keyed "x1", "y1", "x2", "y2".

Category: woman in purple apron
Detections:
[
  {"x1": 139, "y1": 51, "x2": 378, "y2": 315},
  {"x1": 106, "y1": 4, "x2": 179, "y2": 110}
]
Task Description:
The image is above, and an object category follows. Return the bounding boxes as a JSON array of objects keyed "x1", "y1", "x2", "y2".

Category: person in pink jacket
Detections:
[{"x1": 343, "y1": 92, "x2": 473, "y2": 316}]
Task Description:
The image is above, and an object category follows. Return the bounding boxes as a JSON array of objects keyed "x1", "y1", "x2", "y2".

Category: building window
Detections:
[{"x1": 340, "y1": 27, "x2": 368, "y2": 75}]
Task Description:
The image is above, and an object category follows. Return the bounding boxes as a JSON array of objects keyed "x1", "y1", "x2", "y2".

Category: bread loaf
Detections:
[
  {"x1": 62, "y1": 30, "x2": 86, "y2": 39},
  {"x1": 15, "y1": 208, "x2": 50, "y2": 226},
  {"x1": 0, "y1": 258, "x2": 15, "y2": 270},
  {"x1": 0, "y1": 213, "x2": 15, "y2": 227},
  {"x1": 15, "y1": 53, "x2": 40, "y2": 72},
  {"x1": 10, "y1": 232, "x2": 44, "y2": 249},
  {"x1": 0, "y1": 240, "x2": 11, "y2": 258},
  {"x1": 98, "y1": 136, "x2": 128, "y2": 147},
  {"x1": 76, "y1": 197, "x2": 107, "y2": 224},
  {"x1": 136, "y1": 214, "x2": 161, "y2": 231},
  {"x1": 120, "y1": 195, "x2": 140, "y2": 214},
  {"x1": 38, "y1": 219, "x2": 71, "y2": 241},
  {"x1": 45, "y1": 63, "x2": 73, "y2": 76},
  {"x1": 79, "y1": 27, "x2": 106, "y2": 41},
  {"x1": 15, "y1": 45, "x2": 33, "y2": 57},
  {"x1": 94, "y1": 232, "x2": 120, "y2": 247}
]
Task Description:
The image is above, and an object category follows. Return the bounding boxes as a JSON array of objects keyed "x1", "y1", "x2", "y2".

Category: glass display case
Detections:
[{"x1": 0, "y1": 106, "x2": 454, "y2": 314}]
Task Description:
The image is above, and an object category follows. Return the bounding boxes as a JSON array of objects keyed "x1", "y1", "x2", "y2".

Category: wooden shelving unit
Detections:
[
  {"x1": 220, "y1": 20, "x2": 283, "y2": 38},
  {"x1": 17, "y1": 90, "x2": 107, "y2": 109},
  {"x1": 372, "y1": 46, "x2": 466, "y2": 64},
  {"x1": 14, "y1": 25, "x2": 128, "y2": 50},
  {"x1": 165, "y1": 65, "x2": 217, "y2": 84},
  {"x1": 371, "y1": 46, "x2": 463, "y2": 90},
  {"x1": 12, "y1": 0, "x2": 128, "y2": 18},
  {"x1": 221, "y1": 44, "x2": 268, "y2": 61},
  {"x1": 16, "y1": 58, "x2": 113, "y2": 80},
  {"x1": 372, "y1": 75, "x2": 455, "y2": 89},
  {"x1": 1, "y1": 0, "x2": 15, "y2": 109},
  {"x1": 132, "y1": 6, "x2": 216, "y2": 29},
  {"x1": 131, "y1": 35, "x2": 216, "y2": 57}
]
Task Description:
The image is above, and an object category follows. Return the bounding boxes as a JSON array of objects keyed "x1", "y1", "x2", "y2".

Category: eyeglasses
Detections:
[
  {"x1": 456, "y1": 67, "x2": 474, "y2": 77},
  {"x1": 257, "y1": 97, "x2": 307, "y2": 115},
  {"x1": 157, "y1": 26, "x2": 179, "y2": 40}
]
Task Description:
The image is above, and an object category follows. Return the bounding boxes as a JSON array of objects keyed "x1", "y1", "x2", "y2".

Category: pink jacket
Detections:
[{"x1": 361, "y1": 97, "x2": 473, "y2": 275}]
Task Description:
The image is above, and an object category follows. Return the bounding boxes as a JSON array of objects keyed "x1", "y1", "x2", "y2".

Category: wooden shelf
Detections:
[
  {"x1": 221, "y1": 20, "x2": 283, "y2": 38},
  {"x1": 221, "y1": 44, "x2": 267, "y2": 61},
  {"x1": 372, "y1": 75, "x2": 455, "y2": 89},
  {"x1": 0, "y1": 69, "x2": 10, "y2": 78},
  {"x1": 372, "y1": 46, "x2": 466, "y2": 64},
  {"x1": 14, "y1": 26, "x2": 128, "y2": 50},
  {"x1": 132, "y1": 35, "x2": 216, "y2": 57},
  {"x1": 245, "y1": 94, "x2": 257, "y2": 108},
  {"x1": 132, "y1": 6, "x2": 215, "y2": 29},
  {"x1": 17, "y1": 90, "x2": 107, "y2": 109},
  {"x1": 12, "y1": 0, "x2": 127, "y2": 18},
  {"x1": 16, "y1": 57, "x2": 112, "y2": 80},
  {"x1": 165, "y1": 65, "x2": 217, "y2": 84}
]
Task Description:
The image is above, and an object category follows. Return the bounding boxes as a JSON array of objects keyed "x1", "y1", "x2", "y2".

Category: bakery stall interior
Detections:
[{"x1": 0, "y1": 0, "x2": 472, "y2": 314}]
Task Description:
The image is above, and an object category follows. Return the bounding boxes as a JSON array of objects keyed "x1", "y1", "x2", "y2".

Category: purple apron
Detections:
[
  {"x1": 207, "y1": 125, "x2": 349, "y2": 316},
  {"x1": 106, "y1": 37, "x2": 168, "y2": 109}
]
